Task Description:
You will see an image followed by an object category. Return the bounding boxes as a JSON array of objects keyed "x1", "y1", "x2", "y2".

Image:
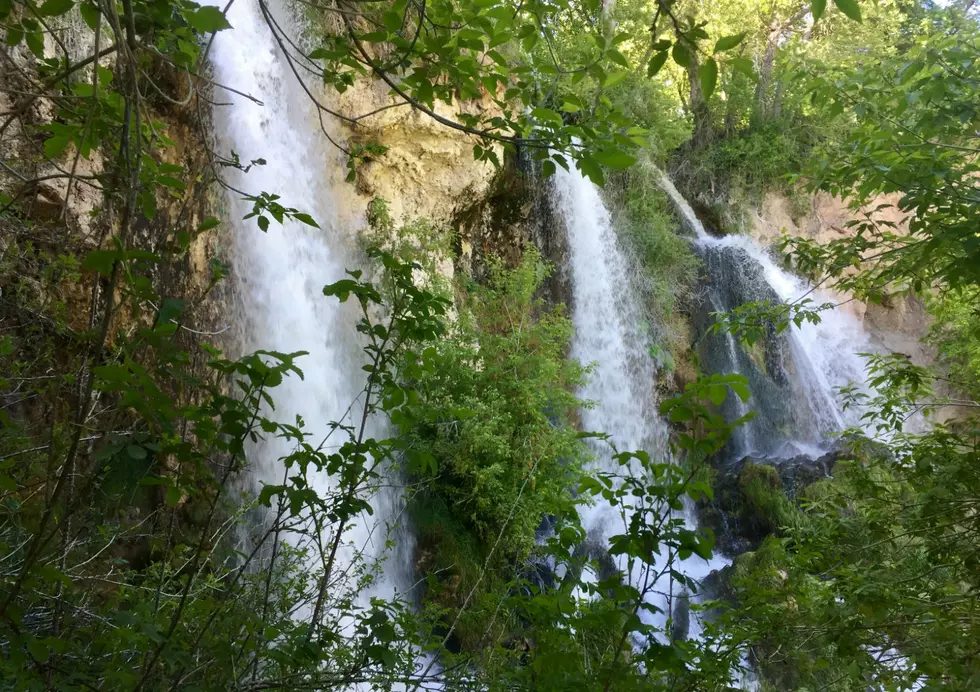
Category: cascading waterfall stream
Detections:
[
  {"x1": 554, "y1": 161, "x2": 887, "y2": 687},
  {"x1": 208, "y1": 0, "x2": 412, "y2": 615},
  {"x1": 659, "y1": 171, "x2": 925, "y2": 688},
  {"x1": 553, "y1": 165, "x2": 728, "y2": 645},
  {"x1": 659, "y1": 171, "x2": 878, "y2": 451}
]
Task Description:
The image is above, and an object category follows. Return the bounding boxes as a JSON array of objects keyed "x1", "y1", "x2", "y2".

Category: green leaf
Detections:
[
  {"x1": 257, "y1": 216, "x2": 270, "y2": 232},
  {"x1": 0, "y1": 0, "x2": 12, "y2": 20},
  {"x1": 607, "y1": 48, "x2": 629, "y2": 68},
  {"x1": 5, "y1": 24, "x2": 23, "y2": 47},
  {"x1": 166, "y1": 485, "x2": 182, "y2": 506},
  {"x1": 25, "y1": 30, "x2": 43, "y2": 58},
  {"x1": 382, "y1": 11, "x2": 403, "y2": 33},
  {"x1": 647, "y1": 50, "x2": 669, "y2": 78},
  {"x1": 671, "y1": 41, "x2": 693, "y2": 69},
  {"x1": 593, "y1": 148, "x2": 637, "y2": 170},
  {"x1": 833, "y1": 0, "x2": 861, "y2": 22},
  {"x1": 43, "y1": 135, "x2": 72, "y2": 159},
  {"x1": 126, "y1": 445, "x2": 147, "y2": 460},
  {"x1": 713, "y1": 33, "x2": 745, "y2": 54},
  {"x1": 26, "y1": 637, "x2": 50, "y2": 663},
  {"x1": 198, "y1": 217, "x2": 221, "y2": 232},
  {"x1": 730, "y1": 57, "x2": 757, "y2": 82},
  {"x1": 579, "y1": 157, "x2": 605, "y2": 186},
  {"x1": 811, "y1": 0, "x2": 827, "y2": 20},
  {"x1": 698, "y1": 58, "x2": 718, "y2": 100},
  {"x1": 604, "y1": 70, "x2": 629, "y2": 88},
  {"x1": 187, "y1": 6, "x2": 232, "y2": 33},
  {"x1": 669, "y1": 405, "x2": 693, "y2": 422},
  {"x1": 530, "y1": 107, "x2": 563, "y2": 125},
  {"x1": 158, "y1": 299, "x2": 186, "y2": 325},
  {"x1": 38, "y1": 0, "x2": 73, "y2": 17},
  {"x1": 708, "y1": 384, "x2": 727, "y2": 406},
  {"x1": 79, "y1": 2, "x2": 100, "y2": 30},
  {"x1": 81, "y1": 249, "x2": 121, "y2": 275},
  {"x1": 729, "y1": 380, "x2": 750, "y2": 402},
  {"x1": 292, "y1": 212, "x2": 319, "y2": 228}
]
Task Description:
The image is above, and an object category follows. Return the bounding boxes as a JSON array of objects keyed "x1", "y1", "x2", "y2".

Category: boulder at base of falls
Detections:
[{"x1": 698, "y1": 450, "x2": 840, "y2": 556}]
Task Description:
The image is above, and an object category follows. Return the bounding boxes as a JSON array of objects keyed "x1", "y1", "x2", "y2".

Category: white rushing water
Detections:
[
  {"x1": 553, "y1": 164, "x2": 729, "y2": 644},
  {"x1": 702, "y1": 232, "x2": 873, "y2": 434},
  {"x1": 209, "y1": 0, "x2": 412, "y2": 614},
  {"x1": 659, "y1": 170, "x2": 878, "y2": 440}
]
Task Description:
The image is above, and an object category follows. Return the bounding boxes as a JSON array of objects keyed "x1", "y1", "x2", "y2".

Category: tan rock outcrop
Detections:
[
  {"x1": 749, "y1": 190, "x2": 909, "y2": 249},
  {"x1": 329, "y1": 78, "x2": 504, "y2": 242}
]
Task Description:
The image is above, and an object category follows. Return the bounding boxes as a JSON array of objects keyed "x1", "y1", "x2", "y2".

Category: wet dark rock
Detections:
[
  {"x1": 453, "y1": 154, "x2": 571, "y2": 309},
  {"x1": 766, "y1": 449, "x2": 839, "y2": 497},
  {"x1": 671, "y1": 590, "x2": 691, "y2": 642},
  {"x1": 701, "y1": 565, "x2": 736, "y2": 605},
  {"x1": 565, "y1": 531, "x2": 620, "y2": 588},
  {"x1": 690, "y1": 241, "x2": 847, "y2": 463},
  {"x1": 521, "y1": 559, "x2": 557, "y2": 594}
]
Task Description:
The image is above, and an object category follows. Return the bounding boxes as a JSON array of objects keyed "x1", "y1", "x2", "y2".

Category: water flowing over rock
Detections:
[
  {"x1": 659, "y1": 166, "x2": 882, "y2": 460},
  {"x1": 209, "y1": 0, "x2": 412, "y2": 612},
  {"x1": 656, "y1": 170, "x2": 901, "y2": 615},
  {"x1": 553, "y1": 163, "x2": 728, "y2": 645}
]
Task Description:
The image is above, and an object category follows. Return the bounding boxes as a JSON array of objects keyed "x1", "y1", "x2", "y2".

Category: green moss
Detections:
[
  {"x1": 737, "y1": 463, "x2": 796, "y2": 538},
  {"x1": 744, "y1": 338, "x2": 769, "y2": 377},
  {"x1": 411, "y1": 492, "x2": 515, "y2": 654},
  {"x1": 411, "y1": 492, "x2": 485, "y2": 594},
  {"x1": 731, "y1": 537, "x2": 790, "y2": 593}
]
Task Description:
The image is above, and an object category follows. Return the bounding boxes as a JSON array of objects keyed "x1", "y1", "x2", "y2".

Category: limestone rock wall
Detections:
[{"x1": 330, "y1": 79, "x2": 503, "y2": 243}]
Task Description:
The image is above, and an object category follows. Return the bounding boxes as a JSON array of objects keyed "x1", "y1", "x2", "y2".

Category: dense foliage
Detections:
[{"x1": 2, "y1": 0, "x2": 980, "y2": 689}]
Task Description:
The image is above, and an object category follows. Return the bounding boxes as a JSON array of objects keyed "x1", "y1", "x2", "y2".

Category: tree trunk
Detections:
[
  {"x1": 754, "y1": 24, "x2": 779, "y2": 122},
  {"x1": 687, "y1": 59, "x2": 713, "y2": 147}
]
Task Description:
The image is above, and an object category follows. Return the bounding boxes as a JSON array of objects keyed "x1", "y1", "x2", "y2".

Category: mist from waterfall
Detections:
[{"x1": 208, "y1": 0, "x2": 412, "y2": 611}]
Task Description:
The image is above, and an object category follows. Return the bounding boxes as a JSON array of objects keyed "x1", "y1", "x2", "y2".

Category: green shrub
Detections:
[
  {"x1": 399, "y1": 247, "x2": 588, "y2": 561},
  {"x1": 671, "y1": 121, "x2": 814, "y2": 233},
  {"x1": 605, "y1": 153, "x2": 700, "y2": 371},
  {"x1": 925, "y1": 286, "x2": 980, "y2": 400}
]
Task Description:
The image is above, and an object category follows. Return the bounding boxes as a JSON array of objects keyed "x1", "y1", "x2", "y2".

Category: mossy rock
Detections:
[
  {"x1": 701, "y1": 458, "x2": 815, "y2": 555},
  {"x1": 737, "y1": 463, "x2": 795, "y2": 538},
  {"x1": 410, "y1": 493, "x2": 492, "y2": 653}
]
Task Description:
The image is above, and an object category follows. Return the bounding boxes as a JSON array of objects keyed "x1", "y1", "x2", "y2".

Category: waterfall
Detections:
[
  {"x1": 659, "y1": 173, "x2": 925, "y2": 691},
  {"x1": 208, "y1": 0, "x2": 411, "y2": 611},
  {"x1": 659, "y1": 171, "x2": 878, "y2": 458},
  {"x1": 553, "y1": 165, "x2": 728, "y2": 644}
]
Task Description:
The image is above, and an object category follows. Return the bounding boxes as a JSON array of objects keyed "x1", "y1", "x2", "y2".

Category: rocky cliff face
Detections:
[
  {"x1": 1, "y1": 36, "x2": 220, "y2": 338},
  {"x1": 333, "y1": 79, "x2": 503, "y2": 229},
  {"x1": 325, "y1": 78, "x2": 564, "y2": 292}
]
